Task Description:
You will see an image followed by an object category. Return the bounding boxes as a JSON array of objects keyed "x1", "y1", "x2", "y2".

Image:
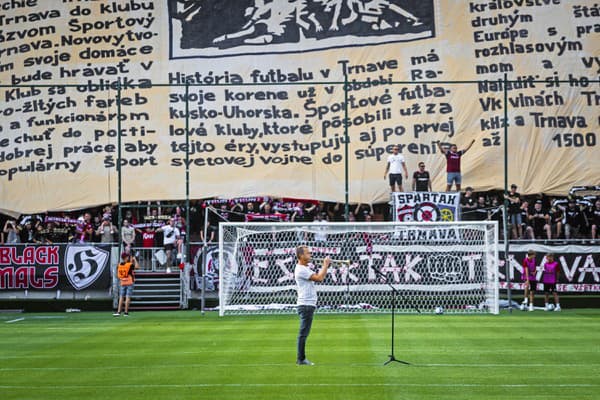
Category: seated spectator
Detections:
[
  {"x1": 564, "y1": 199, "x2": 587, "y2": 239},
  {"x1": 526, "y1": 200, "x2": 551, "y2": 240}
]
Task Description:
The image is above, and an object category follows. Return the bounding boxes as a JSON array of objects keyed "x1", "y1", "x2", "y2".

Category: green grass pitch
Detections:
[{"x1": 1, "y1": 309, "x2": 599, "y2": 400}]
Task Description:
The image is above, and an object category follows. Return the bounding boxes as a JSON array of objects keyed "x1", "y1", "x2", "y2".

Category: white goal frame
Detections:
[{"x1": 218, "y1": 221, "x2": 499, "y2": 315}]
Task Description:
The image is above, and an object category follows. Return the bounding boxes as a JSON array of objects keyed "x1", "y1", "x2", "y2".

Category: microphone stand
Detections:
[{"x1": 371, "y1": 265, "x2": 419, "y2": 366}]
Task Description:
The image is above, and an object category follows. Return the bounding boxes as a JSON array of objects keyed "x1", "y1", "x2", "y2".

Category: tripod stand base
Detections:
[{"x1": 384, "y1": 354, "x2": 410, "y2": 365}]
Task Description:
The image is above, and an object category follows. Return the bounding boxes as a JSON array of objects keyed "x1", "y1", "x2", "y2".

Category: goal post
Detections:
[{"x1": 218, "y1": 221, "x2": 499, "y2": 315}]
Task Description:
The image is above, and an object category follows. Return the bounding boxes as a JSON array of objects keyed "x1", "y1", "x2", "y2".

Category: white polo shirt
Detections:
[
  {"x1": 387, "y1": 153, "x2": 405, "y2": 174},
  {"x1": 295, "y1": 263, "x2": 317, "y2": 306},
  {"x1": 162, "y1": 225, "x2": 179, "y2": 245}
]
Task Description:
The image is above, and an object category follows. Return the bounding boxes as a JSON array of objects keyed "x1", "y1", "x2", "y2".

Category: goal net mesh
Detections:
[{"x1": 219, "y1": 222, "x2": 499, "y2": 315}]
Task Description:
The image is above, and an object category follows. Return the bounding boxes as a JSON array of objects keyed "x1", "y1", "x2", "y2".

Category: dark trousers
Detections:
[{"x1": 297, "y1": 305, "x2": 316, "y2": 362}]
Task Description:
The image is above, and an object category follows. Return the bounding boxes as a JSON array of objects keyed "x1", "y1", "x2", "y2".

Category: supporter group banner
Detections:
[
  {"x1": 0, "y1": 244, "x2": 112, "y2": 291},
  {"x1": 0, "y1": 1, "x2": 599, "y2": 215},
  {"x1": 393, "y1": 192, "x2": 461, "y2": 221},
  {"x1": 202, "y1": 241, "x2": 600, "y2": 293},
  {"x1": 499, "y1": 243, "x2": 600, "y2": 292}
]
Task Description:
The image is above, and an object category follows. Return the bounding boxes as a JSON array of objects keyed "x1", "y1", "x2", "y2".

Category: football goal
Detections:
[{"x1": 218, "y1": 222, "x2": 499, "y2": 315}]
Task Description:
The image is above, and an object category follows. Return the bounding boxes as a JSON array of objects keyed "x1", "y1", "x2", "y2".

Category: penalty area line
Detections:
[{"x1": 5, "y1": 317, "x2": 24, "y2": 324}]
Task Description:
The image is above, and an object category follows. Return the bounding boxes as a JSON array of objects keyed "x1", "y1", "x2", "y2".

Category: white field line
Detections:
[
  {"x1": 0, "y1": 362, "x2": 599, "y2": 371},
  {"x1": 0, "y1": 383, "x2": 598, "y2": 389}
]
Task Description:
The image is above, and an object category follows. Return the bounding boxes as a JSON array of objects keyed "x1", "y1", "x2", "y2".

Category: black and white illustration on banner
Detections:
[
  {"x1": 64, "y1": 245, "x2": 110, "y2": 291},
  {"x1": 169, "y1": 0, "x2": 435, "y2": 58}
]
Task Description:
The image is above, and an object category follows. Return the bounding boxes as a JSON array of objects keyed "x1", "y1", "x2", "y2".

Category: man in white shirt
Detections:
[
  {"x1": 294, "y1": 246, "x2": 330, "y2": 366},
  {"x1": 157, "y1": 219, "x2": 180, "y2": 270},
  {"x1": 313, "y1": 213, "x2": 328, "y2": 242},
  {"x1": 383, "y1": 145, "x2": 409, "y2": 192}
]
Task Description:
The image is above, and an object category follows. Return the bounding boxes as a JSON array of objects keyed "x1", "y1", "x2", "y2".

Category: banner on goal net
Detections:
[{"x1": 219, "y1": 222, "x2": 499, "y2": 315}]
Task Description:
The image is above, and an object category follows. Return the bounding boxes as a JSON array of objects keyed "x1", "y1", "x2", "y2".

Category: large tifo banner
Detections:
[
  {"x1": 0, "y1": 1, "x2": 599, "y2": 214},
  {"x1": 393, "y1": 192, "x2": 461, "y2": 221},
  {"x1": 0, "y1": 244, "x2": 112, "y2": 291}
]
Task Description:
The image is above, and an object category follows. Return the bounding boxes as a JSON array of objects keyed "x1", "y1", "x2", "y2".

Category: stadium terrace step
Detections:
[{"x1": 130, "y1": 272, "x2": 182, "y2": 310}]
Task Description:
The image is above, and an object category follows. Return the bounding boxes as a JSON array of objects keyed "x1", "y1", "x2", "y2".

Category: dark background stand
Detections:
[{"x1": 371, "y1": 266, "x2": 420, "y2": 365}]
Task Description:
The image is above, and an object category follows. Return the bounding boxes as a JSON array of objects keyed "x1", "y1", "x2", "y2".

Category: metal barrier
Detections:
[{"x1": 130, "y1": 246, "x2": 186, "y2": 272}]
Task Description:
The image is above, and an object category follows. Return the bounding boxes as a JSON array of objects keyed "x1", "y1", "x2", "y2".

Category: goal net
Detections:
[{"x1": 218, "y1": 222, "x2": 499, "y2": 315}]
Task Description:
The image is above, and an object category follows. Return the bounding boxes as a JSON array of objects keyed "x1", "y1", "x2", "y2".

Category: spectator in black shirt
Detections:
[
  {"x1": 412, "y1": 162, "x2": 431, "y2": 192},
  {"x1": 330, "y1": 203, "x2": 346, "y2": 222},
  {"x1": 354, "y1": 203, "x2": 373, "y2": 222},
  {"x1": 504, "y1": 184, "x2": 522, "y2": 239},
  {"x1": 461, "y1": 187, "x2": 477, "y2": 221},
  {"x1": 564, "y1": 200, "x2": 587, "y2": 239},
  {"x1": 526, "y1": 200, "x2": 551, "y2": 240},
  {"x1": 473, "y1": 195, "x2": 490, "y2": 221},
  {"x1": 549, "y1": 201, "x2": 564, "y2": 239},
  {"x1": 589, "y1": 198, "x2": 600, "y2": 240},
  {"x1": 19, "y1": 220, "x2": 35, "y2": 243}
]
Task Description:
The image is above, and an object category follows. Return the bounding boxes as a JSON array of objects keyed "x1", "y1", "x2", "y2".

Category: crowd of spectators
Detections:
[
  {"x1": 1, "y1": 189, "x2": 599, "y2": 246},
  {"x1": 461, "y1": 185, "x2": 600, "y2": 241}
]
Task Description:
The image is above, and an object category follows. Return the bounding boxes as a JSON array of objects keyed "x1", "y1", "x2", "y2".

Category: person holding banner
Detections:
[
  {"x1": 114, "y1": 252, "x2": 139, "y2": 317},
  {"x1": 294, "y1": 246, "x2": 330, "y2": 366},
  {"x1": 383, "y1": 145, "x2": 408, "y2": 192},
  {"x1": 437, "y1": 140, "x2": 475, "y2": 192}
]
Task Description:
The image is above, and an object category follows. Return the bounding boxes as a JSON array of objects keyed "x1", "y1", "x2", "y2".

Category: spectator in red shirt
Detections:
[
  {"x1": 437, "y1": 139, "x2": 475, "y2": 192},
  {"x1": 141, "y1": 226, "x2": 156, "y2": 270}
]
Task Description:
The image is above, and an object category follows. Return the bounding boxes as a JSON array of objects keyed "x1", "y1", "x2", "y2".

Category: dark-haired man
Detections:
[
  {"x1": 412, "y1": 162, "x2": 431, "y2": 192},
  {"x1": 437, "y1": 140, "x2": 475, "y2": 192},
  {"x1": 294, "y1": 246, "x2": 330, "y2": 366}
]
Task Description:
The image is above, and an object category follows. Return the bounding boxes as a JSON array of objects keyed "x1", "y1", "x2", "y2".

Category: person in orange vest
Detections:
[{"x1": 114, "y1": 252, "x2": 139, "y2": 317}]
